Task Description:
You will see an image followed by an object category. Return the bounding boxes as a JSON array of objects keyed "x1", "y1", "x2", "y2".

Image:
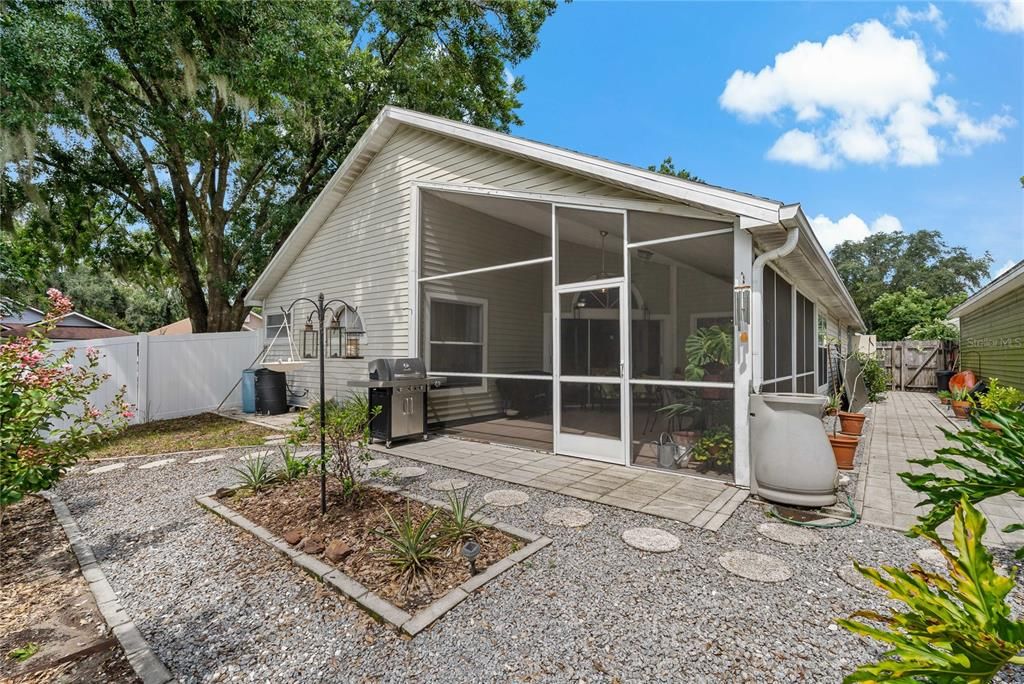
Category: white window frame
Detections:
[{"x1": 424, "y1": 292, "x2": 488, "y2": 395}]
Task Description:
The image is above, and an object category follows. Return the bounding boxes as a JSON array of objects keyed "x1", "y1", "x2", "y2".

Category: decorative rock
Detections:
[
  {"x1": 483, "y1": 489, "x2": 530, "y2": 507},
  {"x1": 88, "y1": 463, "x2": 126, "y2": 475},
  {"x1": 299, "y1": 538, "x2": 324, "y2": 555},
  {"x1": 363, "y1": 458, "x2": 390, "y2": 470},
  {"x1": 916, "y1": 547, "x2": 947, "y2": 568},
  {"x1": 282, "y1": 529, "x2": 304, "y2": 546},
  {"x1": 138, "y1": 458, "x2": 176, "y2": 470},
  {"x1": 621, "y1": 527, "x2": 680, "y2": 553},
  {"x1": 428, "y1": 478, "x2": 469, "y2": 492},
  {"x1": 757, "y1": 522, "x2": 821, "y2": 546},
  {"x1": 189, "y1": 453, "x2": 225, "y2": 464},
  {"x1": 718, "y1": 550, "x2": 793, "y2": 582},
  {"x1": 543, "y1": 507, "x2": 595, "y2": 528},
  {"x1": 325, "y1": 540, "x2": 352, "y2": 563},
  {"x1": 837, "y1": 565, "x2": 875, "y2": 593},
  {"x1": 391, "y1": 466, "x2": 426, "y2": 480}
]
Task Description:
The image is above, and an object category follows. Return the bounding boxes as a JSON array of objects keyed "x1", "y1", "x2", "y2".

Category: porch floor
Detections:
[
  {"x1": 371, "y1": 436, "x2": 747, "y2": 531},
  {"x1": 856, "y1": 391, "x2": 1024, "y2": 549}
]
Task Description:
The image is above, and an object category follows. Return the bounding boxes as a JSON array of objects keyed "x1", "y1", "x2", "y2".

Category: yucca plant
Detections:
[
  {"x1": 277, "y1": 446, "x2": 312, "y2": 483},
  {"x1": 838, "y1": 497, "x2": 1024, "y2": 683},
  {"x1": 899, "y1": 408, "x2": 1024, "y2": 558},
  {"x1": 441, "y1": 489, "x2": 488, "y2": 544},
  {"x1": 373, "y1": 505, "x2": 442, "y2": 594},
  {"x1": 231, "y1": 454, "x2": 276, "y2": 494}
]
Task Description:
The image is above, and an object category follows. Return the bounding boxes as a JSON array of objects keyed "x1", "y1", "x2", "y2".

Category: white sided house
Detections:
[{"x1": 247, "y1": 107, "x2": 864, "y2": 488}]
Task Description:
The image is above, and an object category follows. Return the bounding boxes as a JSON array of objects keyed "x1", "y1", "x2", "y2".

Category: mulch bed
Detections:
[
  {"x1": 0, "y1": 497, "x2": 139, "y2": 683},
  {"x1": 228, "y1": 478, "x2": 518, "y2": 613}
]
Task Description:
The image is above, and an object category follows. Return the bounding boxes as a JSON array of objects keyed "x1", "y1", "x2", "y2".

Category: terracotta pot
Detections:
[
  {"x1": 979, "y1": 418, "x2": 1002, "y2": 433},
  {"x1": 838, "y1": 410, "x2": 866, "y2": 436},
  {"x1": 671, "y1": 430, "x2": 701, "y2": 452},
  {"x1": 951, "y1": 400, "x2": 971, "y2": 419},
  {"x1": 700, "y1": 371, "x2": 729, "y2": 400},
  {"x1": 938, "y1": 396, "x2": 950, "y2": 405},
  {"x1": 828, "y1": 433, "x2": 859, "y2": 470}
]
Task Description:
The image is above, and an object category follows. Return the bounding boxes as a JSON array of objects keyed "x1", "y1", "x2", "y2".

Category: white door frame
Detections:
[{"x1": 552, "y1": 203, "x2": 629, "y2": 465}]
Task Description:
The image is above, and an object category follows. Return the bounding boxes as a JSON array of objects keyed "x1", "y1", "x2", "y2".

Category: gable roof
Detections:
[
  {"x1": 948, "y1": 260, "x2": 1024, "y2": 319},
  {"x1": 246, "y1": 106, "x2": 863, "y2": 328}
]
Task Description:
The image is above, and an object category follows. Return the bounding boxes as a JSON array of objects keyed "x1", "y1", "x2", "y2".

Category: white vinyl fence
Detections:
[{"x1": 52, "y1": 331, "x2": 261, "y2": 424}]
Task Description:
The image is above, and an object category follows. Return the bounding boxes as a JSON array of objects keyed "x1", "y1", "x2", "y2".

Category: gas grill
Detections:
[{"x1": 349, "y1": 358, "x2": 445, "y2": 447}]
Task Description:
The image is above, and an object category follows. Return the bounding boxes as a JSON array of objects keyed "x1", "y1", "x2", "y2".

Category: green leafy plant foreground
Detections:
[
  {"x1": 230, "y1": 453, "x2": 275, "y2": 494},
  {"x1": 7, "y1": 642, "x2": 40, "y2": 662},
  {"x1": 899, "y1": 409, "x2": 1024, "y2": 558},
  {"x1": 373, "y1": 504, "x2": 442, "y2": 595},
  {"x1": 838, "y1": 498, "x2": 1024, "y2": 683}
]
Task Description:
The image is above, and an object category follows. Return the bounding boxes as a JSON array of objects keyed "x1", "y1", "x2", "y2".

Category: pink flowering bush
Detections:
[{"x1": 0, "y1": 289, "x2": 132, "y2": 527}]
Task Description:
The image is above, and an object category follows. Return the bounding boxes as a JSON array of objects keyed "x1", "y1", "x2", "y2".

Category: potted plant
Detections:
[
  {"x1": 837, "y1": 352, "x2": 870, "y2": 436},
  {"x1": 828, "y1": 431, "x2": 858, "y2": 470},
  {"x1": 684, "y1": 325, "x2": 732, "y2": 399},
  {"x1": 691, "y1": 426, "x2": 733, "y2": 473},
  {"x1": 950, "y1": 386, "x2": 972, "y2": 419},
  {"x1": 973, "y1": 378, "x2": 1024, "y2": 430},
  {"x1": 656, "y1": 392, "x2": 702, "y2": 451},
  {"x1": 936, "y1": 389, "x2": 952, "y2": 406},
  {"x1": 824, "y1": 391, "x2": 841, "y2": 416}
]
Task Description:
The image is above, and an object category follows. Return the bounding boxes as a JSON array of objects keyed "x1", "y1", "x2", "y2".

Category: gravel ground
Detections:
[{"x1": 57, "y1": 445, "x2": 1023, "y2": 683}]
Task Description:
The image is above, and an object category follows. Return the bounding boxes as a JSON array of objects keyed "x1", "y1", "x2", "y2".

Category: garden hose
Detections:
[{"x1": 768, "y1": 491, "x2": 860, "y2": 529}]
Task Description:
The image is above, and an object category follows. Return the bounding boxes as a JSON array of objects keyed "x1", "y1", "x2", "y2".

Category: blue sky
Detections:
[{"x1": 509, "y1": 1, "x2": 1024, "y2": 280}]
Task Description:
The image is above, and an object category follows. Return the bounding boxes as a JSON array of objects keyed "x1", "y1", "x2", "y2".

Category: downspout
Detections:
[{"x1": 751, "y1": 204, "x2": 801, "y2": 393}]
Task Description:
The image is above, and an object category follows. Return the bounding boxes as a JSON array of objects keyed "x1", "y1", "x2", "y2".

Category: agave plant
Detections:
[
  {"x1": 899, "y1": 408, "x2": 1024, "y2": 558},
  {"x1": 441, "y1": 489, "x2": 488, "y2": 544},
  {"x1": 838, "y1": 497, "x2": 1024, "y2": 682},
  {"x1": 373, "y1": 505, "x2": 442, "y2": 594},
  {"x1": 231, "y1": 453, "x2": 276, "y2": 494}
]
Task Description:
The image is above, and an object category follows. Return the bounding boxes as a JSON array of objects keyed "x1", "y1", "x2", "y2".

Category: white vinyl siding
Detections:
[{"x1": 262, "y1": 127, "x2": 651, "y2": 404}]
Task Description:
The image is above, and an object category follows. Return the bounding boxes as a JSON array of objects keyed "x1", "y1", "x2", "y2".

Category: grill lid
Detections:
[{"x1": 368, "y1": 357, "x2": 426, "y2": 381}]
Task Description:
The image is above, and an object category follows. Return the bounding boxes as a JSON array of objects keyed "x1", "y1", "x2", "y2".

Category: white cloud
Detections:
[
  {"x1": 994, "y1": 259, "x2": 1017, "y2": 277},
  {"x1": 720, "y1": 20, "x2": 1015, "y2": 169},
  {"x1": 766, "y1": 130, "x2": 836, "y2": 169},
  {"x1": 976, "y1": 0, "x2": 1024, "y2": 32},
  {"x1": 810, "y1": 213, "x2": 904, "y2": 252},
  {"x1": 894, "y1": 3, "x2": 948, "y2": 32}
]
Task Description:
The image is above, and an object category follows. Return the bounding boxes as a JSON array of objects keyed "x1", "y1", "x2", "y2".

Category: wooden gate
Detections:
[{"x1": 877, "y1": 340, "x2": 955, "y2": 391}]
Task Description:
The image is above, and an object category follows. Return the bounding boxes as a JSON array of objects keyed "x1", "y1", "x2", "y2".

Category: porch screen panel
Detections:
[
  {"x1": 795, "y1": 292, "x2": 816, "y2": 393},
  {"x1": 761, "y1": 266, "x2": 794, "y2": 391}
]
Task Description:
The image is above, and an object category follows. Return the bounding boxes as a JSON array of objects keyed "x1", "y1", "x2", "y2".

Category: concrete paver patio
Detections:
[
  {"x1": 373, "y1": 437, "x2": 747, "y2": 531},
  {"x1": 856, "y1": 390, "x2": 1024, "y2": 549}
]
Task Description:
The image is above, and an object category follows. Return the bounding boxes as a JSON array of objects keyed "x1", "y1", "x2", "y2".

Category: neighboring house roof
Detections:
[
  {"x1": 0, "y1": 322, "x2": 132, "y2": 340},
  {"x1": 42, "y1": 310, "x2": 117, "y2": 329},
  {"x1": 948, "y1": 260, "x2": 1024, "y2": 319},
  {"x1": 246, "y1": 106, "x2": 864, "y2": 329},
  {"x1": 149, "y1": 311, "x2": 264, "y2": 336}
]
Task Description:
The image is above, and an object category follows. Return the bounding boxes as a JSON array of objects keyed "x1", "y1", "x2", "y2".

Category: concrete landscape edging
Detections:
[
  {"x1": 196, "y1": 485, "x2": 552, "y2": 637},
  {"x1": 41, "y1": 492, "x2": 176, "y2": 684}
]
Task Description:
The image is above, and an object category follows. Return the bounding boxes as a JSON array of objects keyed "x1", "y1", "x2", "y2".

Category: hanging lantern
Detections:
[
  {"x1": 326, "y1": 315, "x2": 343, "y2": 358},
  {"x1": 337, "y1": 305, "x2": 365, "y2": 359},
  {"x1": 302, "y1": 319, "x2": 318, "y2": 359}
]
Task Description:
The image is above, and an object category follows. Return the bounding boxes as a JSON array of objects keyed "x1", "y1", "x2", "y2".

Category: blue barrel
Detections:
[{"x1": 241, "y1": 369, "x2": 256, "y2": 413}]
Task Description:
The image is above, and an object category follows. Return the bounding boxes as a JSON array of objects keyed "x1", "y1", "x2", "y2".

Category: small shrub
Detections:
[
  {"x1": 7, "y1": 642, "x2": 39, "y2": 662},
  {"x1": 231, "y1": 454, "x2": 276, "y2": 494},
  {"x1": 976, "y1": 378, "x2": 1024, "y2": 413},
  {"x1": 856, "y1": 352, "x2": 889, "y2": 402},
  {"x1": 692, "y1": 426, "x2": 733, "y2": 471},
  {"x1": 838, "y1": 497, "x2": 1024, "y2": 682},
  {"x1": 373, "y1": 505, "x2": 442, "y2": 594},
  {"x1": 442, "y1": 489, "x2": 487, "y2": 544},
  {"x1": 277, "y1": 446, "x2": 311, "y2": 483},
  {"x1": 290, "y1": 394, "x2": 380, "y2": 501},
  {"x1": 899, "y1": 409, "x2": 1024, "y2": 558}
]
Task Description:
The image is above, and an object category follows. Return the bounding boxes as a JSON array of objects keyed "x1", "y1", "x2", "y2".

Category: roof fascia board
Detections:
[{"x1": 948, "y1": 260, "x2": 1024, "y2": 318}]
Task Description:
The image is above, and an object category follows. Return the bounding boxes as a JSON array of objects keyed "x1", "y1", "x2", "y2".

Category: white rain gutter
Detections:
[{"x1": 751, "y1": 204, "x2": 801, "y2": 392}]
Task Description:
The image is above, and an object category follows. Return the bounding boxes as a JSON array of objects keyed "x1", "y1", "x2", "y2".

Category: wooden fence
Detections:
[{"x1": 876, "y1": 340, "x2": 956, "y2": 391}]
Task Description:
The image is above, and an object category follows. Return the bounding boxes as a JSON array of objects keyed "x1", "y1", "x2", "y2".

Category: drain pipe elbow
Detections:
[{"x1": 751, "y1": 205, "x2": 801, "y2": 393}]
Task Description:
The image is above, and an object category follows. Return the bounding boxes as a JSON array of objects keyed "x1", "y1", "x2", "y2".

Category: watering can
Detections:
[{"x1": 655, "y1": 433, "x2": 691, "y2": 469}]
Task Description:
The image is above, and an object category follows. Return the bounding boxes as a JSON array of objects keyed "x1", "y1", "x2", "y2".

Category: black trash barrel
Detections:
[
  {"x1": 254, "y1": 369, "x2": 288, "y2": 415},
  {"x1": 936, "y1": 370, "x2": 955, "y2": 393}
]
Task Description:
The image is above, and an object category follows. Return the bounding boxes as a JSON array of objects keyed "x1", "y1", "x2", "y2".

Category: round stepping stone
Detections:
[
  {"x1": 621, "y1": 527, "x2": 680, "y2": 553},
  {"x1": 428, "y1": 478, "x2": 469, "y2": 492},
  {"x1": 362, "y1": 458, "x2": 390, "y2": 470},
  {"x1": 757, "y1": 522, "x2": 821, "y2": 546},
  {"x1": 391, "y1": 466, "x2": 426, "y2": 480},
  {"x1": 138, "y1": 458, "x2": 176, "y2": 470},
  {"x1": 483, "y1": 489, "x2": 530, "y2": 507},
  {"x1": 837, "y1": 565, "x2": 876, "y2": 594},
  {"x1": 718, "y1": 550, "x2": 793, "y2": 582},
  {"x1": 188, "y1": 453, "x2": 225, "y2": 464},
  {"x1": 88, "y1": 463, "x2": 126, "y2": 475},
  {"x1": 543, "y1": 507, "x2": 595, "y2": 528},
  {"x1": 916, "y1": 547, "x2": 947, "y2": 568}
]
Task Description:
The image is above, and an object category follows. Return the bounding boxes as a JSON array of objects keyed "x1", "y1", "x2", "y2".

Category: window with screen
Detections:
[
  {"x1": 427, "y1": 297, "x2": 485, "y2": 388},
  {"x1": 264, "y1": 311, "x2": 290, "y2": 344}
]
